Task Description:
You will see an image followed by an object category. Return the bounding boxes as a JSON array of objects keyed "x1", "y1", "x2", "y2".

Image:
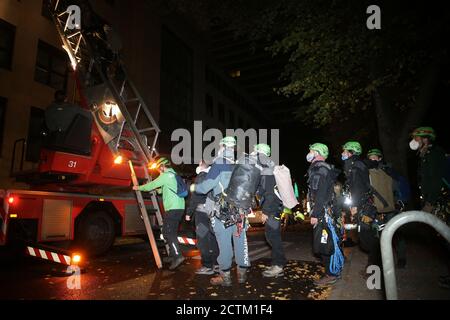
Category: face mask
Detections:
[
  {"x1": 341, "y1": 154, "x2": 349, "y2": 161},
  {"x1": 306, "y1": 152, "x2": 315, "y2": 163},
  {"x1": 367, "y1": 160, "x2": 379, "y2": 169},
  {"x1": 409, "y1": 139, "x2": 420, "y2": 151}
]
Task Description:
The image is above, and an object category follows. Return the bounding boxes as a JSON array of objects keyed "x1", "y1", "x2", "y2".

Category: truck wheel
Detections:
[{"x1": 76, "y1": 211, "x2": 115, "y2": 256}]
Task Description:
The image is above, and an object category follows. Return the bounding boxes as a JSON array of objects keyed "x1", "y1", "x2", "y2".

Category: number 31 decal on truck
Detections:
[{"x1": 68, "y1": 161, "x2": 77, "y2": 168}]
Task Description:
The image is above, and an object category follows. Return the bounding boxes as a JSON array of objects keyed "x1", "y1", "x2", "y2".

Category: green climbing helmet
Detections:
[
  {"x1": 309, "y1": 143, "x2": 329, "y2": 159},
  {"x1": 155, "y1": 156, "x2": 170, "y2": 167},
  {"x1": 342, "y1": 141, "x2": 362, "y2": 155},
  {"x1": 367, "y1": 148, "x2": 383, "y2": 158},
  {"x1": 411, "y1": 127, "x2": 436, "y2": 140},
  {"x1": 220, "y1": 136, "x2": 237, "y2": 148},
  {"x1": 254, "y1": 143, "x2": 271, "y2": 156}
]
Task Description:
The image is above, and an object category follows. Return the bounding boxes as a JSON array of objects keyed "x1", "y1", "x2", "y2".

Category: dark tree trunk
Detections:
[{"x1": 374, "y1": 60, "x2": 441, "y2": 178}]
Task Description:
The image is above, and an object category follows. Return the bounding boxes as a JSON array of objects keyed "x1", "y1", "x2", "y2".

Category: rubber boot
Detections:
[
  {"x1": 237, "y1": 267, "x2": 247, "y2": 284},
  {"x1": 210, "y1": 271, "x2": 232, "y2": 287}
]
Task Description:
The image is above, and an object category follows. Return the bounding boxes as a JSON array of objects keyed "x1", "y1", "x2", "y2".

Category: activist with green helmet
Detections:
[
  {"x1": 220, "y1": 136, "x2": 237, "y2": 148},
  {"x1": 366, "y1": 148, "x2": 385, "y2": 170},
  {"x1": 306, "y1": 142, "x2": 343, "y2": 286},
  {"x1": 341, "y1": 140, "x2": 381, "y2": 269},
  {"x1": 133, "y1": 156, "x2": 186, "y2": 270},
  {"x1": 367, "y1": 148, "x2": 383, "y2": 160},
  {"x1": 307, "y1": 143, "x2": 329, "y2": 162},
  {"x1": 194, "y1": 135, "x2": 252, "y2": 287},
  {"x1": 252, "y1": 142, "x2": 287, "y2": 278},
  {"x1": 409, "y1": 126, "x2": 447, "y2": 210},
  {"x1": 254, "y1": 143, "x2": 271, "y2": 157},
  {"x1": 409, "y1": 126, "x2": 448, "y2": 288},
  {"x1": 342, "y1": 141, "x2": 362, "y2": 159}
]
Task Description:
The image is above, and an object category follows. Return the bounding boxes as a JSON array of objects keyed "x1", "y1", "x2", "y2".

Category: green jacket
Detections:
[
  {"x1": 418, "y1": 145, "x2": 446, "y2": 204},
  {"x1": 138, "y1": 168, "x2": 185, "y2": 211}
]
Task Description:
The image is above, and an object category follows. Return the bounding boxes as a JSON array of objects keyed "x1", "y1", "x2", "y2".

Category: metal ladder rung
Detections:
[
  {"x1": 138, "y1": 128, "x2": 156, "y2": 134},
  {"x1": 125, "y1": 98, "x2": 140, "y2": 104},
  {"x1": 67, "y1": 31, "x2": 81, "y2": 39}
]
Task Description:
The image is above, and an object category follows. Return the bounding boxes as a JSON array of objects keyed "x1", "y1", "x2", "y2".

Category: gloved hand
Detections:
[{"x1": 292, "y1": 204, "x2": 305, "y2": 221}]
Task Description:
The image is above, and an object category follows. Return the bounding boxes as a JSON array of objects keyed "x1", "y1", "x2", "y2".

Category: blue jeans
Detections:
[{"x1": 211, "y1": 216, "x2": 250, "y2": 271}]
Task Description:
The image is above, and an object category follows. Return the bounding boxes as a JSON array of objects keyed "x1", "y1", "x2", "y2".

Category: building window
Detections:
[
  {"x1": 218, "y1": 102, "x2": 225, "y2": 123},
  {"x1": 0, "y1": 19, "x2": 16, "y2": 70},
  {"x1": 205, "y1": 94, "x2": 214, "y2": 117},
  {"x1": 0, "y1": 97, "x2": 7, "y2": 157},
  {"x1": 34, "y1": 40, "x2": 69, "y2": 90},
  {"x1": 41, "y1": 0, "x2": 53, "y2": 20}
]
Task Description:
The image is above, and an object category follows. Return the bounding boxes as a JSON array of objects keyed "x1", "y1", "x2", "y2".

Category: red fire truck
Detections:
[{"x1": 0, "y1": 0, "x2": 169, "y2": 260}]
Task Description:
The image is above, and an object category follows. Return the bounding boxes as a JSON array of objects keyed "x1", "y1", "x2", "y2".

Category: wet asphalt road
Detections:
[{"x1": 0, "y1": 225, "x2": 330, "y2": 300}]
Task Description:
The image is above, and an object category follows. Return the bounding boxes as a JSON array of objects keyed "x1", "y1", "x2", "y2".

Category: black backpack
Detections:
[{"x1": 225, "y1": 154, "x2": 262, "y2": 209}]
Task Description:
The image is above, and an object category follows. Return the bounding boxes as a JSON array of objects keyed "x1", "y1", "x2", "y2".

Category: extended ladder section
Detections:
[{"x1": 48, "y1": 0, "x2": 167, "y2": 268}]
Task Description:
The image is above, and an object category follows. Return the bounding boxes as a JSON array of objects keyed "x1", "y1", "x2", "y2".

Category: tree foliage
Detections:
[{"x1": 161, "y1": 0, "x2": 450, "y2": 128}]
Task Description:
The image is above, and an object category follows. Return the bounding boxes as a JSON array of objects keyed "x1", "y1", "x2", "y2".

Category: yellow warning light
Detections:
[
  {"x1": 71, "y1": 254, "x2": 82, "y2": 264},
  {"x1": 9, "y1": 214, "x2": 18, "y2": 218},
  {"x1": 114, "y1": 155, "x2": 123, "y2": 165}
]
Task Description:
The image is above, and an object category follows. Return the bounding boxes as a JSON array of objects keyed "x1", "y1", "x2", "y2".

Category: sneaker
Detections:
[
  {"x1": 314, "y1": 275, "x2": 337, "y2": 287},
  {"x1": 195, "y1": 266, "x2": 214, "y2": 275},
  {"x1": 213, "y1": 265, "x2": 220, "y2": 273},
  {"x1": 237, "y1": 267, "x2": 248, "y2": 284},
  {"x1": 262, "y1": 265, "x2": 284, "y2": 278},
  {"x1": 210, "y1": 271, "x2": 232, "y2": 287},
  {"x1": 168, "y1": 256, "x2": 185, "y2": 270}
]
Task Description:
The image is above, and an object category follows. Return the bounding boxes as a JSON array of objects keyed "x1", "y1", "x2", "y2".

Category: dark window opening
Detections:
[
  {"x1": 0, "y1": 19, "x2": 16, "y2": 70},
  {"x1": 34, "y1": 40, "x2": 69, "y2": 90},
  {"x1": 41, "y1": 0, "x2": 53, "y2": 20},
  {"x1": 0, "y1": 97, "x2": 7, "y2": 157}
]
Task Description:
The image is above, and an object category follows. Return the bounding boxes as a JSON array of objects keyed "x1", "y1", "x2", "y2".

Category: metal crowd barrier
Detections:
[{"x1": 380, "y1": 211, "x2": 450, "y2": 300}]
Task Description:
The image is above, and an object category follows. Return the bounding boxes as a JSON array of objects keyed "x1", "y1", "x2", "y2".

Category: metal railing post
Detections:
[{"x1": 380, "y1": 211, "x2": 450, "y2": 300}]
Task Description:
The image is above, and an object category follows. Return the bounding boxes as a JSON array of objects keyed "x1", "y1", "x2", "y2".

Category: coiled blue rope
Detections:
[{"x1": 327, "y1": 215, "x2": 344, "y2": 276}]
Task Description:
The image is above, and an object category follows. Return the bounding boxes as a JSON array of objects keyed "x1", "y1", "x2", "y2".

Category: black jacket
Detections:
[
  {"x1": 186, "y1": 171, "x2": 209, "y2": 217},
  {"x1": 256, "y1": 174, "x2": 283, "y2": 217},
  {"x1": 307, "y1": 161, "x2": 338, "y2": 218},
  {"x1": 343, "y1": 155, "x2": 371, "y2": 210},
  {"x1": 417, "y1": 145, "x2": 447, "y2": 204}
]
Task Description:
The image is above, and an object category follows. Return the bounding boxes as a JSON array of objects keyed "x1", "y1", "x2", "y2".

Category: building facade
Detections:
[{"x1": 0, "y1": 0, "x2": 261, "y2": 187}]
